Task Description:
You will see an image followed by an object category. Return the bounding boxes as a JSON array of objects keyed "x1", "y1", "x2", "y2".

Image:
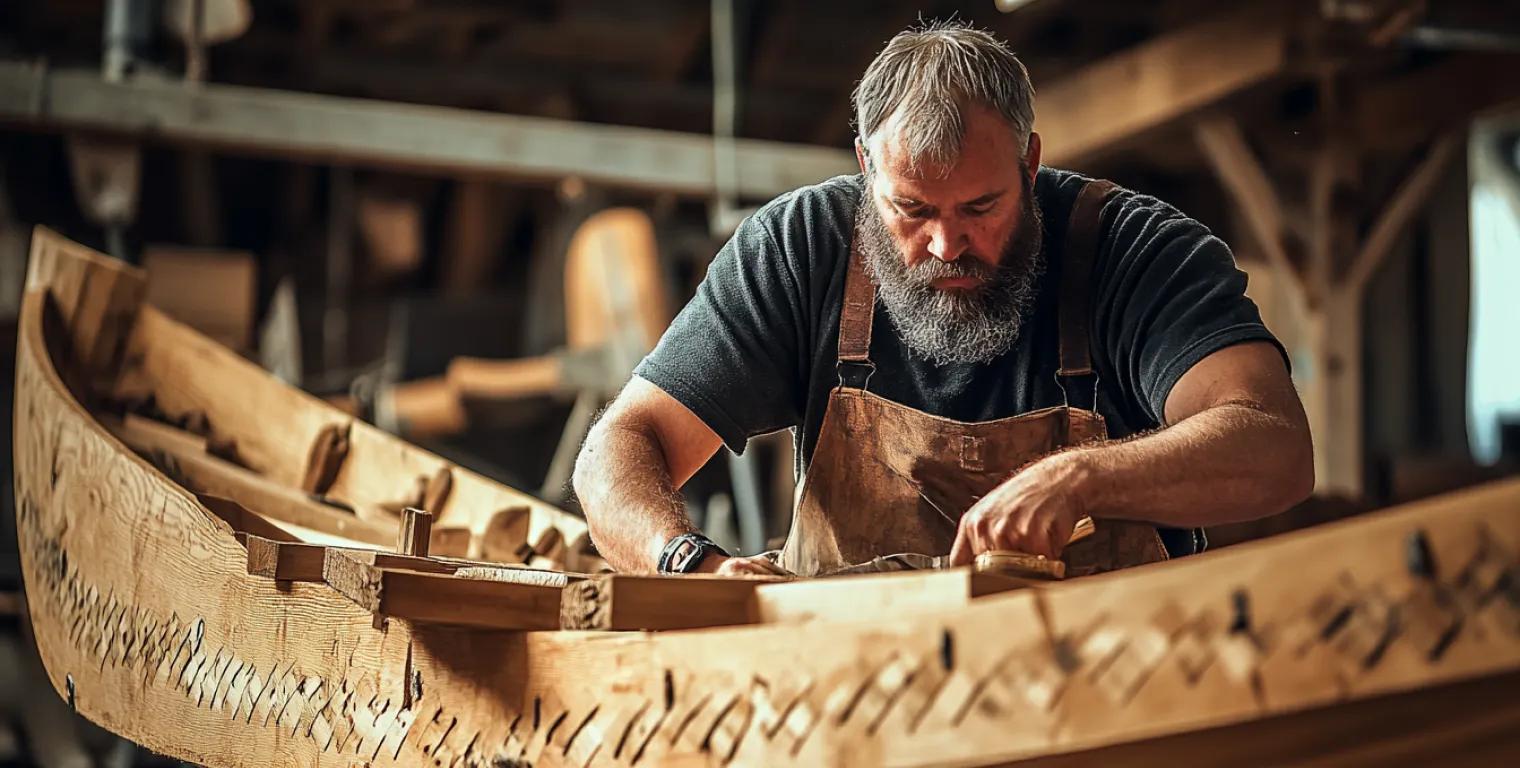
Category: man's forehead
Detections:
[{"x1": 867, "y1": 133, "x2": 1017, "y2": 200}]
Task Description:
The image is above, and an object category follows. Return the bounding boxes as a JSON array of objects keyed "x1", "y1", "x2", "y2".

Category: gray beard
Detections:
[{"x1": 856, "y1": 182, "x2": 1046, "y2": 366}]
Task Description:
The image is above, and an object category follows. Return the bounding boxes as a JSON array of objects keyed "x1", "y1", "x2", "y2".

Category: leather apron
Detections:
[{"x1": 779, "y1": 180, "x2": 1169, "y2": 577}]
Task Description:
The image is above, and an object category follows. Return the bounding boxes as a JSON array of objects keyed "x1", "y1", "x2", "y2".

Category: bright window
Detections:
[{"x1": 1468, "y1": 145, "x2": 1520, "y2": 464}]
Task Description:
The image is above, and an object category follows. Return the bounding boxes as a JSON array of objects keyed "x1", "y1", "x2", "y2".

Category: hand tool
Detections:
[{"x1": 823, "y1": 515, "x2": 1096, "y2": 580}]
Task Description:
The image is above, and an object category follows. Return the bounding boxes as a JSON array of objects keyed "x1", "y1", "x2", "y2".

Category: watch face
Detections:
[{"x1": 671, "y1": 540, "x2": 701, "y2": 573}]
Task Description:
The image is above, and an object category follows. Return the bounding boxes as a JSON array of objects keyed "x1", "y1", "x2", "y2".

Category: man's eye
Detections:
[
  {"x1": 899, "y1": 207, "x2": 927, "y2": 219},
  {"x1": 965, "y1": 204, "x2": 994, "y2": 217}
]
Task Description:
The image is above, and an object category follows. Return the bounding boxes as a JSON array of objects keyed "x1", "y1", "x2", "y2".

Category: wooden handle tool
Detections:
[{"x1": 970, "y1": 516, "x2": 1096, "y2": 582}]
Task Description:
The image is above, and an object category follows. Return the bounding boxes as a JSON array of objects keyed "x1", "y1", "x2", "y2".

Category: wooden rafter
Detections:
[
  {"x1": 1038, "y1": 5, "x2": 1295, "y2": 167},
  {"x1": 0, "y1": 62, "x2": 855, "y2": 198},
  {"x1": 1344, "y1": 133, "x2": 1462, "y2": 294},
  {"x1": 1192, "y1": 115, "x2": 1311, "y2": 321}
]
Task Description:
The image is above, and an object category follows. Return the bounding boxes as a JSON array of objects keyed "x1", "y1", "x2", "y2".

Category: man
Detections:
[{"x1": 573, "y1": 21, "x2": 1313, "y2": 577}]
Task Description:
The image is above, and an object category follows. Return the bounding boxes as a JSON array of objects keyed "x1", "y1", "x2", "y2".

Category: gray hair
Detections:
[{"x1": 852, "y1": 20, "x2": 1035, "y2": 174}]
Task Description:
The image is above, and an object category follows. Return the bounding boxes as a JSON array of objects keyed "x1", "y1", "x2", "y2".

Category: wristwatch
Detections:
[{"x1": 657, "y1": 533, "x2": 728, "y2": 574}]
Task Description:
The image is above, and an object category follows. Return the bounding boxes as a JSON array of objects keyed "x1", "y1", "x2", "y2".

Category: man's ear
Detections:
[
  {"x1": 1024, "y1": 132, "x2": 1042, "y2": 186},
  {"x1": 854, "y1": 138, "x2": 869, "y2": 176}
]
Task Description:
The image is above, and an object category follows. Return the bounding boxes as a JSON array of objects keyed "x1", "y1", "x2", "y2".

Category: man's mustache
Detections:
[{"x1": 904, "y1": 256, "x2": 995, "y2": 286}]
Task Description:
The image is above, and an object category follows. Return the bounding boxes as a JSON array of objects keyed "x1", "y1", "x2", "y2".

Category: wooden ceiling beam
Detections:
[
  {"x1": 0, "y1": 62, "x2": 855, "y2": 198},
  {"x1": 1352, "y1": 53, "x2": 1520, "y2": 153},
  {"x1": 1344, "y1": 132, "x2": 1462, "y2": 294},
  {"x1": 1038, "y1": 4, "x2": 1298, "y2": 168}
]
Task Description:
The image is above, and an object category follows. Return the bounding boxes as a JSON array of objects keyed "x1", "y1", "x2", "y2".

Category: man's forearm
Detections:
[
  {"x1": 572, "y1": 418, "x2": 696, "y2": 571},
  {"x1": 1053, "y1": 400, "x2": 1314, "y2": 529}
]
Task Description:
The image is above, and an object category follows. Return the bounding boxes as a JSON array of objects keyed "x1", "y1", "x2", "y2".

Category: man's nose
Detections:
[{"x1": 925, "y1": 219, "x2": 967, "y2": 262}]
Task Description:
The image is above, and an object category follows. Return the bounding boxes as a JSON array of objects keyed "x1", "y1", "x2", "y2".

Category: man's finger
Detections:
[{"x1": 948, "y1": 520, "x2": 974, "y2": 566}]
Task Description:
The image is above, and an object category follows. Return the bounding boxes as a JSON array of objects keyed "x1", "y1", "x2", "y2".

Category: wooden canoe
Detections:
[{"x1": 13, "y1": 226, "x2": 1520, "y2": 767}]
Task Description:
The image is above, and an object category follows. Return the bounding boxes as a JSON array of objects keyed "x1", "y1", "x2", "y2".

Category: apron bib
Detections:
[{"x1": 779, "y1": 180, "x2": 1168, "y2": 577}]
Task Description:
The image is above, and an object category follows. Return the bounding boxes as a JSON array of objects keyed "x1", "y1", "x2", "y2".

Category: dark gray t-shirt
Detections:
[{"x1": 636, "y1": 166, "x2": 1283, "y2": 478}]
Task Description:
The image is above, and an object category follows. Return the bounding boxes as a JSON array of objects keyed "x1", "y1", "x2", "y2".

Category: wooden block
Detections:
[
  {"x1": 559, "y1": 574, "x2": 769, "y2": 631},
  {"x1": 246, "y1": 536, "x2": 328, "y2": 581},
  {"x1": 322, "y1": 550, "x2": 562, "y2": 630},
  {"x1": 143, "y1": 245, "x2": 256, "y2": 350},
  {"x1": 196, "y1": 493, "x2": 301, "y2": 543},
  {"x1": 300, "y1": 422, "x2": 350, "y2": 495},
  {"x1": 397, "y1": 507, "x2": 432, "y2": 557},
  {"x1": 474, "y1": 505, "x2": 532, "y2": 562}
]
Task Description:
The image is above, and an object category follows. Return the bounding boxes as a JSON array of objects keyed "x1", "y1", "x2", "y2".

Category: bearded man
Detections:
[{"x1": 573, "y1": 21, "x2": 1314, "y2": 577}]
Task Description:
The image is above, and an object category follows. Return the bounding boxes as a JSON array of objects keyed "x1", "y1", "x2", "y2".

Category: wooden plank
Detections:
[
  {"x1": 246, "y1": 536, "x2": 571, "y2": 586},
  {"x1": 1038, "y1": 6, "x2": 1293, "y2": 167},
  {"x1": 23, "y1": 226, "x2": 147, "y2": 388},
  {"x1": 560, "y1": 574, "x2": 770, "y2": 631},
  {"x1": 322, "y1": 551, "x2": 564, "y2": 630},
  {"x1": 0, "y1": 62, "x2": 855, "y2": 199},
  {"x1": 751, "y1": 570, "x2": 1029, "y2": 625},
  {"x1": 197, "y1": 494, "x2": 302, "y2": 544},
  {"x1": 114, "y1": 303, "x2": 590, "y2": 566},
  {"x1": 102, "y1": 413, "x2": 398, "y2": 547}
]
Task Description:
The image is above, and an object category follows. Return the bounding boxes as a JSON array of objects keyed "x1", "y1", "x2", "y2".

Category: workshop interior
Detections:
[{"x1": 0, "y1": 0, "x2": 1517, "y2": 766}]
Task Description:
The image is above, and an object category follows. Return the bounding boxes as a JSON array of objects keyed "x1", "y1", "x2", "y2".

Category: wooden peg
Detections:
[{"x1": 397, "y1": 507, "x2": 433, "y2": 558}]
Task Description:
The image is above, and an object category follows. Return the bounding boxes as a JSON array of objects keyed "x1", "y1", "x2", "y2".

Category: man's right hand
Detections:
[{"x1": 696, "y1": 553, "x2": 793, "y2": 577}]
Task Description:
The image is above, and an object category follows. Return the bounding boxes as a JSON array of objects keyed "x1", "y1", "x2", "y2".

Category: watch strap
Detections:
[{"x1": 657, "y1": 533, "x2": 727, "y2": 574}]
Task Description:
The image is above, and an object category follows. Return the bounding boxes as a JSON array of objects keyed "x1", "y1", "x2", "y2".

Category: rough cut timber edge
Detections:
[{"x1": 14, "y1": 227, "x2": 1520, "y2": 767}]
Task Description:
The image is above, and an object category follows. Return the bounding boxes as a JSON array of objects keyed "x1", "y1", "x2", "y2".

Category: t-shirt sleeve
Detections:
[
  {"x1": 633, "y1": 209, "x2": 808, "y2": 454},
  {"x1": 1092, "y1": 192, "x2": 1289, "y2": 424}
]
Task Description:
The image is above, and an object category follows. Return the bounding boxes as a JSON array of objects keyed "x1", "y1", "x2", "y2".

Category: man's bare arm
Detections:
[
  {"x1": 572, "y1": 377, "x2": 720, "y2": 570},
  {"x1": 572, "y1": 377, "x2": 784, "y2": 574},
  {"x1": 951, "y1": 341, "x2": 1314, "y2": 562}
]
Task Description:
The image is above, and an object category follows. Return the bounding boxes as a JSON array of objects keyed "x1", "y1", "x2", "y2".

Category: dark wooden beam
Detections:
[
  {"x1": 1037, "y1": 5, "x2": 1296, "y2": 168},
  {"x1": 0, "y1": 62, "x2": 856, "y2": 198}
]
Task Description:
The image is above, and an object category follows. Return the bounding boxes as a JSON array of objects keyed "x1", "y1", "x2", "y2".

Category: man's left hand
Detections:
[{"x1": 947, "y1": 453, "x2": 1086, "y2": 566}]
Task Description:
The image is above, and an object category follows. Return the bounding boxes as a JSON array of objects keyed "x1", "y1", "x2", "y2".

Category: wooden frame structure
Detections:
[{"x1": 13, "y1": 227, "x2": 1520, "y2": 766}]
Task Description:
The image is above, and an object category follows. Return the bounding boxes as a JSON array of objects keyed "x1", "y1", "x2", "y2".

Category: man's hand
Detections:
[
  {"x1": 947, "y1": 453, "x2": 1086, "y2": 566},
  {"x1": 695, "y1": 553, "x2": 793, "y2": 577}
]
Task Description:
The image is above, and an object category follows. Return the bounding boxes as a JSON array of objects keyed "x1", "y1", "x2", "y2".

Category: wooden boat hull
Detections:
[{"x1": 14, "y1": 227, "x2": 1520, "y2": 766}]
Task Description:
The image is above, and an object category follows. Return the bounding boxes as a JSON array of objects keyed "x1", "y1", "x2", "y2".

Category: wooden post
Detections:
[{"x1": 1194, "y1": 110, "x2": 1459, "y2": 499}]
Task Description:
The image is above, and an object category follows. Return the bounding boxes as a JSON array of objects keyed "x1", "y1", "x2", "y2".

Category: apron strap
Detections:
[
  {"x1": 836, "y1": 229, "x2": 878, "y2": 388},
  {"x1": 1057, "y1": 179, "x2": 1120, "y2": 410}
]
